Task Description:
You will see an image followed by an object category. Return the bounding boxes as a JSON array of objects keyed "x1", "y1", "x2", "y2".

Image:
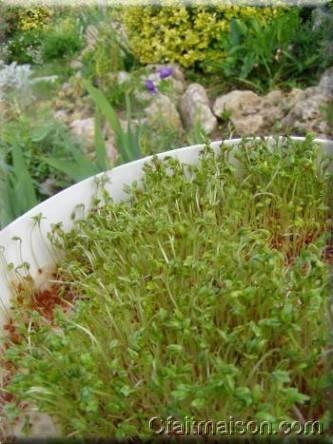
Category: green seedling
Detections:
[{"x1": 1, "y1": 136, "x2": 332, "y2": 438}]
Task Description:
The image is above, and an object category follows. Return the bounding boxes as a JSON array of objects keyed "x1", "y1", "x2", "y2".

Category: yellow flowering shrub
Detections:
[
  {"x1": 121, "y1": 4, "x2": 282, "y2": 69},
  {"x1": 17, "y1": 7, "x2": 52, "y2": 32}
]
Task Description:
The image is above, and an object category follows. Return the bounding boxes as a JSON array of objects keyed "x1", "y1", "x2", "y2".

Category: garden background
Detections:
[{"x1": 0, "y1": 0, "x2": 332, "y2": 228}]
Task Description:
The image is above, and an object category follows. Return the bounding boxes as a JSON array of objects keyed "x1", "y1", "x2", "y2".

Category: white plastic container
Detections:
[{"x1": 0, "y1": 137, "x2": 332, "y2": 329}]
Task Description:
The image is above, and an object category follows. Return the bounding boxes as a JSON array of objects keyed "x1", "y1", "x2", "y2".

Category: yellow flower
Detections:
[
  {"x1": 121, "y1": 3, "x2": 282, "y2": 69},
  {"x1": 18, "y1": 7, "x2": 51, "y2": 31}
]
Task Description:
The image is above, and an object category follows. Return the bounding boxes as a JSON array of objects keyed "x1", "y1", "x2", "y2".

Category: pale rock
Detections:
[
  {"x1": 281, "y1": 67, "x2": 333, "y2": 137},
  {"x1": 212, "y1": 76, "x2": 333, "y2": 136},
  {"x1": 281, "y1": 90, "x2": 328, "y2": 134},
  {"x1": 260, "y1": 90, "x2": 285, "y2": 126},
  {"x1": 180, "y1": 83, "x2": 217, "y2": 135},
  {"x1": 134, "y1": 90, "x2": 154, "y2": 104},
  {"x1": 170, "y1": 65, "x2": 185, "y2": 83},
  {"x1": 0, "y1": 99, "x2": 6, "y2": 117},
  {"x1": 61, "y1": 82, "x2": 71, "y2": 92},
  {"x1": 103, "y1": 118, "x2": 146, "y2": 145},
  {"x1": 118, "y1": 117, "x2": 147, "y2": 132},
  {"x1": 231, "y1": 115, "x2": 264, "y2": 136},
  {"x1": 74, "y1": 71, "x2": 82, "y2": 81},
  {"x1": 145, "y1": 94, "x2": 182, "y2": 130},
  {"x1": 109, "y1": 71, "x2": 130, "y2": 84},
  {"x1": 172, "y1": 78, "x2": 185, "y2": 94},
  {"x1": 105, "y1": 138, "x2": 118, "y2": 163},
  {"x1": 258, "y1": 89, "x2": 285, "y2": 125},
  {"x1": 213, "y1": 90, "x2": 263, "y2": 135},
  {"x1": 39, "y1": 178, "x2": 59, "y2": 196},
  {"x1": 117, "y1": 71, "x2": 130, "y2": 84},
  {"x1": 12, "y1": 411, "x2": 58, "y2": 437},
  {"x1": 213, "y1": 90, "x2": 262, "y2": 117},
  {"x1": 83, "y1": 24, "x2": 99, "y2": 53},
  {"x1": 70, "y1": 117, "x2": 95, "y2": 145},
  {"x1": 71, "y1": 111, "x2": 84, "y2": 121},
  {"x1": 303, "y1": 86, "x2": 320, "y2": 99},
  {"x1": 145, "y1": 72, "x2": 160, "y2": 86},
  {"x1": 54, "y1": 109, "x2": 67, "y2": 122},
  {"x1": 283, "y1": 88, "x2": 304, "y2": 111},
  {"x1": 318, "y1": 66, "x2": 333, "y2": 95},
  {"x1": 29, "y1": 413, "x2": 59, "y2": 437},
  {"x1": 261, "y1": 90, "x2": 283, "y2": 107},
  {"x1": 70, "y1": 60, "x2": 83, "y2": 70}
]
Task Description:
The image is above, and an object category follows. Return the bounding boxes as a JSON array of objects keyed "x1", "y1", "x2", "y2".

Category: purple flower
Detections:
[
  {"x1": 159, "y1": 66, "x2": 173, "y2": 79},
  {"x1": 145, "y1": 79, "x2": 158, "y2": 95}
]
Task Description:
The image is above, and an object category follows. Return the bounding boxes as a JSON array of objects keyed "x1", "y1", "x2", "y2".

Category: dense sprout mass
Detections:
[{"x1": 1, "y1": 137, "x2": 332, "y2": 437}]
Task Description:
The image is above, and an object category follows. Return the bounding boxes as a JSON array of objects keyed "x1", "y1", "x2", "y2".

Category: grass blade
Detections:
[{"x1": 94, "y1": 110, "x2": 109, "y2": 171}]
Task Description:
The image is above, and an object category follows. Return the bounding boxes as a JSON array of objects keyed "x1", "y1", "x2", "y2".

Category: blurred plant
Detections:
[
  {"x1": 102, "y1": 71, "x2": 143, "y2": 111},
  {"x1": 0, "y1": 110, "x2": 111, "y2": 228},
  {"x1": 78, "y1": 5, "x2": 111, "y2": 29},
  {"x1": 0, "y1": 3, "x2": 14, "y2": 45},
  {"x1": 3, "y1": 6, "x2": 50, "y2": 64},
  {"x1": 80, "y1": 19, "x2": 138, "y2": 110},
  {"x1": 0, "y1": 143, "x2": 38, "y2": 229},
  {"x1": 185, "y1": 117, "x2": 208, "y2": 146},
  {"x1": 207, "y1": 7, "x2": 332, "y2": 92},
  {"x1": 0, "y1": 5, "x2": 51, "y2": 44},
  {"x1": 0, "y1": 113, "x2": 84, "y2": 190},
  {"x1": 144, "y1": 67, "x2": 174, "y2": 96},
  {"x1": 318, "y1": 4, "x2": 333, "y2": 62},
  {"x1": 42, "y1": 18, "x2": 84, "y2": 62},
  {"x1": 84, "y1": 80, "x2": 142, "y2": 164},
  {"x1": 323, "y1": 100, "x2": 333, "y2": 130},
  {"x1": 159, "y1": 66, "x2": 173, "y2": 79},
  {"x1": 144, "y1": 79, "x2": 158, "y2": 96},
  {"x1": 4, "y1": 29, "x2": 43, "y2": 64},
  {"x1": 140, "y1": 119, "x2": 183, "y2": 156},
  {"x1": 15, "y1": 6, "x2": 52, "y2": 32},
  {"x1": 4, "y1": 9, "x2": 84, "y2": 65},
  {"x1": 120, "y1": 4, "x2": 281, "y2": 69},
  {"x1": 81, "y1": 21, "x2": 135, "y2": 88},
  {"x1": 42, "y1": 112, "x2": 109, "y2": 183},
  {"x1": 0, "y1": 61, "x2": 34, "y2": 104},
  {"x1": 140, "y1": 106, "x2": 206, "y2": 156}
]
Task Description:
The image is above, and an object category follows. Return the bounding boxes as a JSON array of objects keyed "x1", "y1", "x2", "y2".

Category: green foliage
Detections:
[
  {"x1": 0, "y1": 112, "x2": 109, "y2": 227},
  {"x1": 82, "y1": 24, "x2": 131, "y2": 78},
  {"x1": 5, "y1": 29, "x2": 42, "y2": 64},
  {"x1": 323, "y1": 100, "x2": 333, "y2": 130},
  {"x1": 83, "y1": 69, "x2": 143, "y2": 111},
  {"x1": 140, "y1": 114, "x2": 206, "y2": 156},
  {"x1": 208, "y1": 7, "x2": 332, "y2": 92},
  {"x1": 0, "y1": 5, "x2": 18, "y2": 41},
  {"x1": 94, "y1": 111, "x2": 109, "y2": 172},
  {"x1": 0, "y1": 143, "x2": 38, "y2": 229},
  {"x1": 81, "y1": 21, "x2": 136, "y2": 108},
  {"x1": 84, "y1": 80, "x2": 142, "y2": 164},
  {"x1": 0, "y1": 114, "x2": 83, "y2": 191},
  {"x1": 140, "y1": 119, "x2": 184, "y2": 156},
  {"x1": 0, "y1": 5, "x2": 51, "y2": 44},
  {"x1": 78, "y1": 5, "x2": 111, "y2": 29},
  {"x1": 42, "y1": 113, "x2": 109, "y2": 183},
  {"x1": 2, "y1": 136, "x2": 331, "y2": 436},
  {"x1": 3, "y1": 11, "x2": 84, "y2": 65},
  {"x1": 185, "y1": 117, "x2": 209, "y2": 146},
  {"x1": 120, "y1": 4, "x2": 281, "y2": 69},
  {"x1": 42, "y1": 25, "x2": 83, "y2": 62}
]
